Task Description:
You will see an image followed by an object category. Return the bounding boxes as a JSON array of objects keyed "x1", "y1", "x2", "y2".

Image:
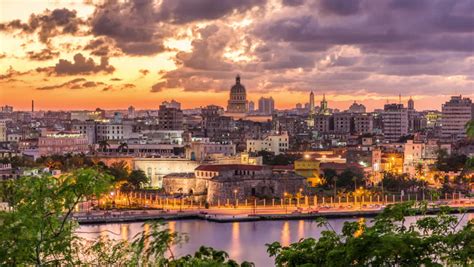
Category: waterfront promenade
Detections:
[{"x1": 73, "y1": 198, "x2": 474, "y2": 224}]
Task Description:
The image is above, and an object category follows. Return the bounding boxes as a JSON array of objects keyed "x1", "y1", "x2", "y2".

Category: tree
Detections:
[
  {"x1": 117, "y1": 142, "x2": 128, "y2": 153},
  {"x1": 435, "y1": 149, "x2": 467, "y2": 172},
  {"x1": 0, "y1": 168, "x2": 113, "y2": 265},
  {"x1": 0, "y1": 169, "x2": 251, "y2": 266},
  {"x1": 322, "y1": 168, "x2": 338, "y2": 189},
  {"x1": 337, "y1": 168, "x2": 364, "y2": 189},
  {"x1": 267, "y1": 202, "x2": 473, "y2": 266},
  {"x1": 107, "y1": 161, "x2": 130, "y2": 182},
  {"x1": 127, "y1": 169, "x2": 149, "y2": 190},
  {"x1": 98, "y1": 140, "x2": 110, "y2": 152},
  {"x1": 415, "y1": 163, "x2": 424, "y2": 178}
]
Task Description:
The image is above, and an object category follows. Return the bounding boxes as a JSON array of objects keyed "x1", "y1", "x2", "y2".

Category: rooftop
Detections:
[{"x1": 195, "y1": 164, "x2": 263, "y2": 172}]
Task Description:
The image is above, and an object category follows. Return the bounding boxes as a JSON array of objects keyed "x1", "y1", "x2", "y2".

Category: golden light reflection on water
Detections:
[
  {"x1": 297, "y1": 220, "x2": 305, "y2": 240},
  {"x1": 281, "y1": 222, "x2": 290, "y2": 247},
  {"x1": 230, "y1": 222, "x2": 241, "y2": 257}
]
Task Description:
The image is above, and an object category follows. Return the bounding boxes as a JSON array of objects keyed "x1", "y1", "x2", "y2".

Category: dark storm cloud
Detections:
[
  {"x1": 255, "y1": 0, "x2": 474, "y2": 53},
  {"x1": 36, "y1": 78, "x2": 86, "y2": 90},
  {"x1": 0, "y1": 8, "x2": 86, "y2": 44},
  {"x1": 50, "y1": 53, "x2": 115, "y2": 75},
  {"x1": 83, "y1": 37, "x2": 122, "y2": 57},
  {"x1": 36, "y1": 78, "x2": 106, "y2": 90},
  {"x1": 158, "y1": 0, "x2": 267, "y2": 24},
  {"x1": 90, "y1": 0, "x2": 166, "y2": 56},
  {"x1": 89, "y1": 0, "x2": 266, "y2": 56},
  {"x1": 282, "y1": 0, "x2": 305, "y2": 7},
  {"x1": 26, "y1": 49, "x2": 60, "y2": 61},
  {"x1": 318, "y1": 0, "x2": 362, "y2": 16}
]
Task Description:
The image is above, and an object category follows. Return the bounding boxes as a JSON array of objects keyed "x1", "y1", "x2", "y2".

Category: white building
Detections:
[
  {"x1": 441, "y1": 95, "x2": 473, "y2": 141},
  {"x1": 133, "y1": 158, "x2": 199, "y2": 188},
  {"x1": 96, "y1": 122, "x2": 134, "y2": 141},
  {"x1": 246, "y1": 131, "x2": 289, "y2": 155}
]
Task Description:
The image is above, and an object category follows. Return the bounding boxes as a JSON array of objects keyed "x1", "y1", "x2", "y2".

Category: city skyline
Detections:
[{"x1": 1, "y1": 0, "x2": 473, "y2": 111}]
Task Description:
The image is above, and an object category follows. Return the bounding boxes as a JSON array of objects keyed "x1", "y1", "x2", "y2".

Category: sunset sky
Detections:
[{"x1": 0, "y1": 0, "x2": 473, "y2": 111}]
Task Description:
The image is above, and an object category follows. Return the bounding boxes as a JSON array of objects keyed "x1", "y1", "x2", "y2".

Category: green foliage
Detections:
[
  {"x1": 0, "y1": 169, "x2": 251, "y2": 266},
  {"x1": 322, "y1": 168, "x2": 338, "y2": 189},
  {"x1": 267, "y1": 202, "x2": 473, "y2": 266},
  {"x1": 107, "y1": 160, "x2": 130, "y2": 182},
  {"x1": 0, "y1": 155, "x2": 37, "y2": 169},
  {"x1": 435, "y1": 149, "x2": 468, "y2": 172},
  {"x1": 337, "y1": 168, "x2": 364, "y2": 189},
  {"x1": 381, "y1": 172, "x2": 427, "y2": 192},
  {"x1": 0, "y1": 168, "x2": 113, "y2": 265},
  {"x1": 466, "y1": 120, "x2": 474, "y2": 139},
  {"x1": 127, "y1": 169, "x2": 149, "y2": 189},
  {"x1": 36, "y1": 153, "x2": 95, "y2": 171},
  {"x1": 257, "y1": 151, "x2": 301, "y2": 165}
]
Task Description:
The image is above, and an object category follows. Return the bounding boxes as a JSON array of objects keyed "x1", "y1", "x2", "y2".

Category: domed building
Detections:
[{"x1": 227, "y1": 75, "x2": 248, "y2": 113}]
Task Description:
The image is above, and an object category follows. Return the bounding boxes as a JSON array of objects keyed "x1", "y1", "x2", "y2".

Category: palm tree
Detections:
[
  {"x1": 117, "y1": 142, "x2": 128, "y2": 153},
  {"x1": 98, "y1": 140, "x2": 110, "y2": 152},
  {"x1": 415, "y1": 163, "x2": 424, "y2": 179}
]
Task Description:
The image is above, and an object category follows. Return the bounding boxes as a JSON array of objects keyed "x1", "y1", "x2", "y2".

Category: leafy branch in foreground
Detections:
[
  {"x1": 0, "y1": 168, "x2": 252, "y2": 266},
  {"x1": 267, "y1": 201, "x2": 473, "y2": 266}
]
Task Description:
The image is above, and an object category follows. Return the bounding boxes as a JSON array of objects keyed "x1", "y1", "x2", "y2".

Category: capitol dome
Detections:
[
  {"x1": 231, "y1": 75, "x2": 246, "y2": 94},
  {"x1": 227, "y1": 74, "x2": 248, "y2": 113}
]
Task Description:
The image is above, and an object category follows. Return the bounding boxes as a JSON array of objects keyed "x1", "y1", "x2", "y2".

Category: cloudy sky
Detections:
[{"x1": 0, "y1": 0, "x2": 473, "y2": 111}]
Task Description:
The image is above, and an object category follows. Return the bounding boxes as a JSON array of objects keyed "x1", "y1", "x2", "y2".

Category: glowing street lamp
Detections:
[{"x1": 233, "y1": 189, "x2": 238, "y2": 208}]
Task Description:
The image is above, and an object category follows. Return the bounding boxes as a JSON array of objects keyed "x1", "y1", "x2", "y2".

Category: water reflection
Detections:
[
  {"x1": 280, "y1": 221, "x2": 290, "y2": 247},
  {"x1": 78, "y1": 214, "x2": 471, "y2": 267},
  {"x1": 231, "y1": 222, "x2": 241, "y2": 258}
]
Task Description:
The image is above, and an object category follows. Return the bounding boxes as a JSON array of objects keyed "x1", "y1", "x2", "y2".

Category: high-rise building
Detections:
[
  {"x1": 382, "y1": 103, "x2": 408, "y2": 142},
  {"x1": 227, "y1": 75, "x2": 248, "y2": 113},
  {"x1": 353, "y1": 114, "x2": 373, "y2": 134},
  {"x1": 296, "y1": 103, "x2": 302, "y2": 109},
  {"x1": 408, "y1": 97, "x2": 414, "y2": 110},
  {"x1": 162, "y1": 100, "x2": 181, "y2": 110},
  {"x1": 158, "y1": 105, "x2": 183, "y2": 130},
  {"x1": 309, "y1": 91, "x2": 315, "y2": 114},
  {"x1": 258, "y1": 97, "x2": 275, "y2": 115},
  {"x1": 441, "y1": 95, "x2": 473, "y2": 141},
  {"x1": 407, "y1": 97, "x2": 416, "y2": 132},
  {"x1": 128, "y1": 106, "x2": 136, "y2": 118},
  {"x1": 248, "y1": 101, "x2": 255, "y2": 112}
]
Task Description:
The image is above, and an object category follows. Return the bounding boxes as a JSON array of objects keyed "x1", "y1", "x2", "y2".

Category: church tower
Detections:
[{"x1": 227, "y1": 75, "x2": 248, "y2": 113}]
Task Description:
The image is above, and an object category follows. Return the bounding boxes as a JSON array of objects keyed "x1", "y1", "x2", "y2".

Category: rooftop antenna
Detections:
[{"x1": 399, "y1": 93, "x2": 401, "y2": 104}]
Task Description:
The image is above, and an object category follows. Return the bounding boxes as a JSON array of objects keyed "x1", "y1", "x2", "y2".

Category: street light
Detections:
[
  {"x1": 233, "y1": 189, "x2": 238, "y2": 208},
  {"x1": 284, "y1": 192, "x2": 288, "y2": 214}
]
